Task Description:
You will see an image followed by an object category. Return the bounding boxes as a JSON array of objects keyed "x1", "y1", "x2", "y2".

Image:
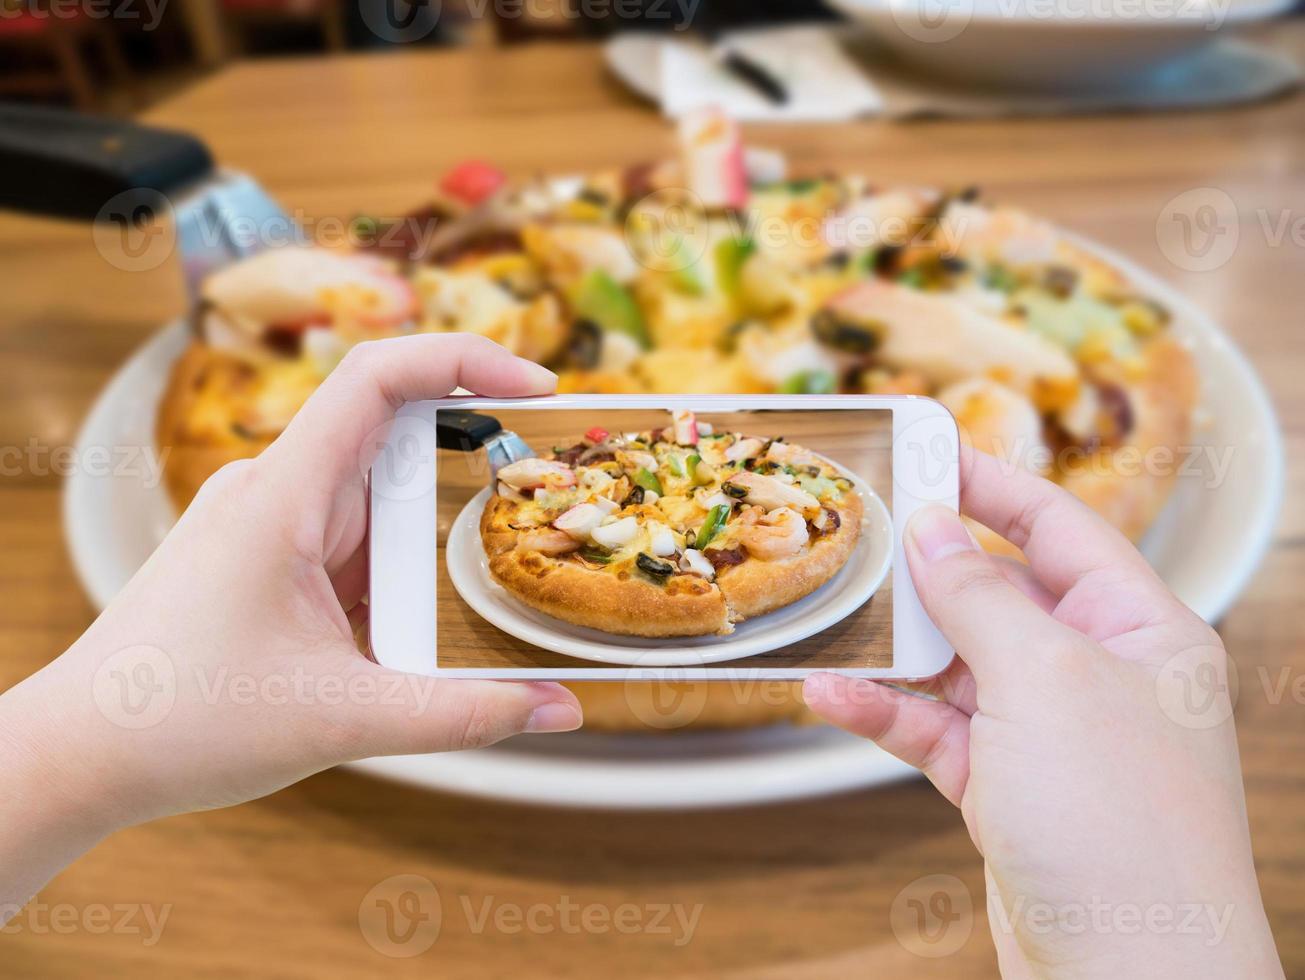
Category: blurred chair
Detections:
[
  {"x1": 485, "y1": 0, "x2": 837, "y2": 44},
  {"x1": 0, "y1": 2, "x2": 133, "y2": 109},
  {"x1": 219, "y1": 0, "x2": 346, "y2": 54}
]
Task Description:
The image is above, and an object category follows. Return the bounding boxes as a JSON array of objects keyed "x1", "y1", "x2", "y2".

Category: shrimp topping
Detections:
[
  {"x1": 517, "y1": 527, "x2": 581, "y2": 555},
  {"x1": 498, "y1": 458, "x2": 576, "y2": 491},
  {"x1": 724, "y1": 470, "x2": 819, "y2": 517},
  {"x1": 736, "y1": 507, "x2": 809, "y2": 561}
]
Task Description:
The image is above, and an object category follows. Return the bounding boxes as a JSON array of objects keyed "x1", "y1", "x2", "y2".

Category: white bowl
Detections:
[{"x1": 828, "y1": 0, "x2": 1294, "y2": 90}]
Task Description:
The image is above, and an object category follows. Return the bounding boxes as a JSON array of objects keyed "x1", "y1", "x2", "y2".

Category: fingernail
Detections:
[
  {"x1": 518, "y1": 359, "x2": 559, "y2": 391},
  {"x1": 525, "y1": 701, "x2": 582, "y2": 733},
  {"x1": 908, "y1": 506, "x2": 976, "y2": 563}
]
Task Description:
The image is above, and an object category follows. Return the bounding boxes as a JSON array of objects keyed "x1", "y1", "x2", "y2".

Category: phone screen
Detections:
[{"x1": 433, "y1": 406, "x2": 895, "y2": 674}]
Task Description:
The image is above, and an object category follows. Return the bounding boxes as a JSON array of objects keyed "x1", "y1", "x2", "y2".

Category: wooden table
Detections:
[{"x1": 2, "y1": 37, "x2": 1303, "y2": 977}]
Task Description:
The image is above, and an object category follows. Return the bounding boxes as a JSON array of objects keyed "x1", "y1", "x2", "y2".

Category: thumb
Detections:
[
  {"x1": 326, "y1": 663, "x2": 582, "y2": 759},
  {"x1": 905, "y1": 505, "x2": 1088, "y2": 695}
]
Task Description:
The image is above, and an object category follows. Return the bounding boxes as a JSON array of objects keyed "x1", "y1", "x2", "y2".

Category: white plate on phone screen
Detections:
[
  {"x1": 63, "y1": 232, "x2": 1282, "y2": 808},
  {"x1": 445, "y1": 482, "x2": 893, "y2": 667}
]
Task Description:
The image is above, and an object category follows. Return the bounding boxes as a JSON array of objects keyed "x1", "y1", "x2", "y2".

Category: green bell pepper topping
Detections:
[
  {"x1": 714, "y1": 236, "x2": 756, "y2": 302},
  {"x1": 634, "y1": 468, "x2": 663, "y2": 495},
  {"x1": 696, "y1": 503, "x2": 730, "y2": 549},
  {"x1": 571, "y1": 269, "x2": 650, "y2": 348},
  {"x1": 779, "y1": 370, "x2": 837, "y2": 395},
  {"x1": 897, "y1": 267, "x2": 926, "y2": 289},
  {"x1": 686, "y1": 453, "x2": 705, "y2": 484}
]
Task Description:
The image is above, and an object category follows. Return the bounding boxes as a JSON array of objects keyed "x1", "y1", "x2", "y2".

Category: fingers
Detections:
[
  {"x1": 960, "y1": 447, "x2": 1164, "y2": 602},
  {"x1": 909, "y1": 657, "x2": 978, "y2": 717},
  {"x1": 331, "y1": 545, "x2": 369, "y2": 610},
  {"x1": 271, "y1": 333, "x2": 557, "y2": 490},
  {"x1": 328, "y1": 662, "x2": 582, "y2": 760},
  {"x1": 992, "y1": 555, "x2": 1059, "y2": 615},
  {"x1": 802, "y1": 673, "x2": 970, "y2": 806},
  {"x1": 906, "y1": 504, "x2": 1087, "y2": 692}
]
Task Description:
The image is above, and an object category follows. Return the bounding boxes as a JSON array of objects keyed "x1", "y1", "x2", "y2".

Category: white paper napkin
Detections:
[{"x1": 658, "y1": 26, "x2": 884, "y2": 121}]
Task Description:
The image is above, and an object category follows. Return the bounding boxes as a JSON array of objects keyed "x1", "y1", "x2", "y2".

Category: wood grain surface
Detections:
[
  {"x1": 1, "y1": 32, "x2": 1303, "y2": 978},
  {"x1": 436, "y1": 408, "x2": 892, "y2": 669}
]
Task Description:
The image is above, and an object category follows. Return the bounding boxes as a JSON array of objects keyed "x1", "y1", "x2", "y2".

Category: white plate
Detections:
[
  {"x1": 64, "y1": 235, "x2": 1282, "y2": 808},
  {"x1": 827, "y1": 0, "x2": 1294, "y2": 90},
  {"x1": 445, "y1": 482, "x2": 893, "y2": 667}
]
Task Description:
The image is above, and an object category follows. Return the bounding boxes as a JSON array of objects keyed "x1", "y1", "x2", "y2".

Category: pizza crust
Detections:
[
  {"x1": 1058, "y1": 336, "x2": 1197, "y2": 542},
  {"x1": 156, "y1": 343, "x2": 271, "y2": 512},
  {"x1": 717, "y1": 492, "x2": 863, "y2": 620},
  {"x1": 488, "y1": 547, "x2": 734, "y2": 637}
]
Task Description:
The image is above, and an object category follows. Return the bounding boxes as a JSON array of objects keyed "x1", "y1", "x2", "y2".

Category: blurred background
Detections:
[
  {"x1": 2, "y1": 0, "x2": 1304, "y2": 975},
  {"x1": 0, "y1": 0, "x2": 839, "y2": 111}
]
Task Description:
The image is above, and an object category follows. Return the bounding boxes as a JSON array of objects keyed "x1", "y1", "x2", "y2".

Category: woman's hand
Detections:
[
  {"x1": 803, "y1": 448, "x2": 1282, "y2": 979},
  {"x1": 1, "y1": 335, "x2": 582, "y2": 912}
]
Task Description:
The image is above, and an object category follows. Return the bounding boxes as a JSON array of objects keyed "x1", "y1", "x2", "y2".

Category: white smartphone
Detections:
[{"x1": 369, "y1": 395, "x2": 958, "y2": 681}]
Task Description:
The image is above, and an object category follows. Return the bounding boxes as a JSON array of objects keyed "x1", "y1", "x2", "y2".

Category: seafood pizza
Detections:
[
  {"x1": 155, "y1": 107, "x2": 1198, "y2": 727},
  {"x1": 480, "y1": 410, "x2": 863, "y2": 637}
]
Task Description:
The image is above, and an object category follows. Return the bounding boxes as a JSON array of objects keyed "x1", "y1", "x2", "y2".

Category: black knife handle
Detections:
[
  {"x1": 0, "y1": 105, "x2": 214, "y2": 223},
  {"x1": 436, "y1": 411, "x2": 503, "y2": 452}
]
